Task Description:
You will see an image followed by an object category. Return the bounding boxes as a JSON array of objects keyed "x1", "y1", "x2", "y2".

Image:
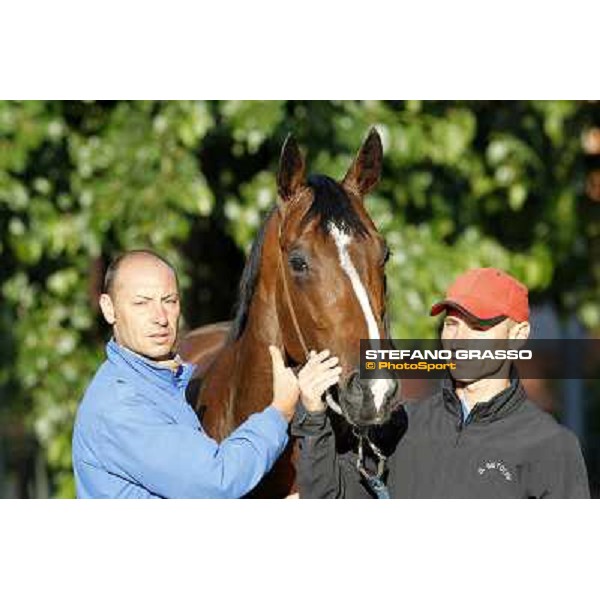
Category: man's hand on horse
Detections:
[
  {"x1": 269, "y1": 345, "x2": 301, "y2": 422},
  {"x1": 298, "y1": 349, "x2": 342, "y2": 413}
]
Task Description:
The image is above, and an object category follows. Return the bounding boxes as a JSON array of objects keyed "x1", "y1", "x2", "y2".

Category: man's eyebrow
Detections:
[
  {"x1": 161, "y1": 293, "x2": 179, "y2": 300},
  {"x1": 133, "y1": 294, "x2": 153, "y2": 300}
]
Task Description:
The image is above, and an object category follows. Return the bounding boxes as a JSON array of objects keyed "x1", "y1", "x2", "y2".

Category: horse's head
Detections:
[{"x1": 274, "y1": 128, "x2": 399, "y2": 427}]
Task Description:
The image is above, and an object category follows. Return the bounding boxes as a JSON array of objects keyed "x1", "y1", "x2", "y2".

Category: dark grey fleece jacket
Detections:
[{"x1": 292, "y1": 377, "x2": 590, "y2": 499}]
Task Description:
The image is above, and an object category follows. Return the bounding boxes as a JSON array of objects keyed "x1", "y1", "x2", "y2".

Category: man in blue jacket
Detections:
[{"x1": 72, "y1": 249, "x2": 341, "y2": 498}]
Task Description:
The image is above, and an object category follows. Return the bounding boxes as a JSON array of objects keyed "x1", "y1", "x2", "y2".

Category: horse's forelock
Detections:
[{"x1": 302, "y1": 175, "x2": 369, "y2": 238}]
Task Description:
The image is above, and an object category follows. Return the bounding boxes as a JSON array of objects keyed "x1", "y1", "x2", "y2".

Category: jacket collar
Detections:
[
  {"x1": 442, "y1": 366, "x2": 526, "y2": 425},
  {"x1": 106, "y1": 338, "x2": 196, "y2": 392}
]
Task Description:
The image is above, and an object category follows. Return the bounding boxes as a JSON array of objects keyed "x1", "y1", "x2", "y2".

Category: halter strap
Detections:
[
  {"x1": 275, "y1": 209, "x2": 343, "y2": 417},
  {"x1": 276, "y1": 210, "x2": 310, "y2": 359}
]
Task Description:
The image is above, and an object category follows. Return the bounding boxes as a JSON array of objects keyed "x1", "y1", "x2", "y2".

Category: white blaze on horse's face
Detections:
[{"x1": 329, "y1": 224, "x2": 394, "y2": 412}]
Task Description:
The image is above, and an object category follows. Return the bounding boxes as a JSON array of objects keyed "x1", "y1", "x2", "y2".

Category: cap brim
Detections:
[
  {"x1": 430, "y1": 300, "x2": 478, "y2": 318},
  {"x1": 429, "y1": 300, "x2": 506, "y2": 328},
  {"x1": 430, "y1": 300, "x2": 506, "y2": 324},
  {"x1": 430, "y1": 302, "x2": 449, "y2": 316}
]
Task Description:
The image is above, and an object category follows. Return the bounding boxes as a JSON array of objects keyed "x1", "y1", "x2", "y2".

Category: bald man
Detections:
[{"x1": 72, "y1": 250, "x2": 340, "y2": 498}]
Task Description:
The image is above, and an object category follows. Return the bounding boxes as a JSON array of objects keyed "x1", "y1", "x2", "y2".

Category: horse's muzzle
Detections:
[{"x1": 339, "y1": 371, "x2": 400, "y2": 427}]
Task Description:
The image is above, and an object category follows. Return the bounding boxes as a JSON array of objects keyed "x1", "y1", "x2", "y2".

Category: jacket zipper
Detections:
[
  {"x1": 455, "y1": 411, "x2": 476, "y2": 446},
  {"x1": 455, "y1": 425, "x2": 462, "y2": 447}
]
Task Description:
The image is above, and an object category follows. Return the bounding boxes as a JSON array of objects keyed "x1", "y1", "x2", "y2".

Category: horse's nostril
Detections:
[{"x1": 347, "y1": 371, "x2": 362, "y2": 391}]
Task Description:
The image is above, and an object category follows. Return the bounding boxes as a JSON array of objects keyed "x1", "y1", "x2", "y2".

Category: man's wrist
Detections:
[
  {"x1": 271, "y1": 400, "x2": 296, "y2": 423},
  {"x1": 268, "y1": 404, "x2": 293, "y2": 425},
  {"x1": 291, "y1": 402, "x2": 330, "y2": 435},
  {"x1": 301, "y1": 395, "x2": 326, "y2": 413}
]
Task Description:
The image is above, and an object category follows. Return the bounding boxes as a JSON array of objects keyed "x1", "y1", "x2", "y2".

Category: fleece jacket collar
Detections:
[
  {"x1": 106, "y1": 338, "x2": 196, "y2": 393},
  {"x1": 441, "y1": 368, "x2": 526, "y2": 426}
]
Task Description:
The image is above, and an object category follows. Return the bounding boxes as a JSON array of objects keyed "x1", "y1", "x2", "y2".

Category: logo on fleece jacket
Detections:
[{"x1": 477, "y1": 460, "x2": 513, "y2": 482}]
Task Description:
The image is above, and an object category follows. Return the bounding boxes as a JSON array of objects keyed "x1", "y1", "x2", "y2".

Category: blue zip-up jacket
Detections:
[{"x1": 72, "y1": 339, "x2": 289, "y2": 498}]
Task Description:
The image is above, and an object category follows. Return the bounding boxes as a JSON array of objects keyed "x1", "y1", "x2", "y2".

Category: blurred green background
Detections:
[{"x1": 1, "y1": 100, "x2": 599, "y2": 498}]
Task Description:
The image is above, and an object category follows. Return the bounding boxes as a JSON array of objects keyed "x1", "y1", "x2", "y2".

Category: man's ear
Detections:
[
  {"x1": 510, "y1": 321, "x2": 530, "y2": 348},
  {"x1": 99, "y1": 293, "x2": 116, "y2": 325}
]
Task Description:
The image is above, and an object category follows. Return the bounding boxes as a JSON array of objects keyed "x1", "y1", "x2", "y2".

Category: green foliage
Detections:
[{"x1": 0, "y1": 101, "x2": 597, "y2": 496}]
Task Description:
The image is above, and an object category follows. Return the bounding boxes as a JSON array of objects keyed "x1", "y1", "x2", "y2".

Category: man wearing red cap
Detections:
[{"x1": 294, "y1": 267, "x2": 590, "y2": 498}]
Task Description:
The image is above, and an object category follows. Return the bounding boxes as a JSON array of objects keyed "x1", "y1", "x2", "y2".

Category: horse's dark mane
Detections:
[
  {"x1": 228, "y1": 175, "x2": 367, "y2": 341},
  {"x1": 228, "y1": 206, "x2": 275, "y2": 342}
]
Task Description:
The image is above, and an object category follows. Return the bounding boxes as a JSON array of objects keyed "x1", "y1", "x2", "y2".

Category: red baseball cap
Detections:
[{"x1": 430, "y1": 268, "x2": 529, "y2": 322}]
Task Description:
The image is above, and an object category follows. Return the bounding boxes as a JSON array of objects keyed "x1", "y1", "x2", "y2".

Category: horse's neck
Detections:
[
  {"x1": 230, "y1": 212, "x2": 283, "y2": 412},
  {"x1": 200, "y1": 318, "x2": 280, "y2": 440},
  {"x1": 228, "y1": 287, "x2": 282, "y2": 411},
  {"x1": 200, "y1": 215, "x2": 283, "y2": 439}
]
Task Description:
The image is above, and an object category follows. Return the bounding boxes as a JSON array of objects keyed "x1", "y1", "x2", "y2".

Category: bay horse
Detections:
[{"x1": 180, "y1": 129, "x2": 399, "y2": 497}]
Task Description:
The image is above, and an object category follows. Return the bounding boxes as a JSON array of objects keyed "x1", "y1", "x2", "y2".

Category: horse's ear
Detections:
[
  {"x1": 342, "y1": 127, "x2": 383, "y2": 198},
  {"x1": 277, "y1": 134, "x2": 306, "y2": 204}
]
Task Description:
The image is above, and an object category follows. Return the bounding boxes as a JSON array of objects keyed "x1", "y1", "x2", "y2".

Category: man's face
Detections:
[
  {"x1": 99, "y1": 256, "x2": 181, "y2": 361},
  {"x1": 440, "y1": 308, "x2": 529, "y2": 382}
]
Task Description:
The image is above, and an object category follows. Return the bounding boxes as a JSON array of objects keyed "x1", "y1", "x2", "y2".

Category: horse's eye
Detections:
[
  {"x1": 382, "y1": 245, "x2": 391, "y2": 266},
  {"x1": 289, "y1": 254, "x2": 309, "y2": 274}
]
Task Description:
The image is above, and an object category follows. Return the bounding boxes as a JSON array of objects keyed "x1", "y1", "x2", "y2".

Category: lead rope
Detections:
[{"x1": 355, "y1": 429, "x2": 390, "y2": 499}]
